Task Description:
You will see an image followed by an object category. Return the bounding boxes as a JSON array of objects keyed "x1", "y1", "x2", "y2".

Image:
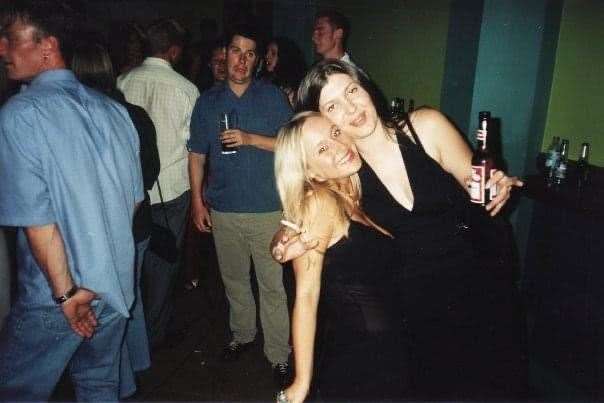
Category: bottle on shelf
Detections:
[
  {"x1": 552, "y1": 139, "x2": 569, "y2": 186},
  {"x1": 470, "y1": 111, "x2": 497, "y2": 205},
  {"x1": 543, "y1": 136, "x2": 560, "y2": 185},
  {"x1": 390, "y1": 97, "x2": 405, "y2": 122},
  {"x1": 576, "y1": 142, "x2": 591, "y2": 188}
]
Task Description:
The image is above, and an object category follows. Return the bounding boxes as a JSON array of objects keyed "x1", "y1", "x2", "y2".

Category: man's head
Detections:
[
  {"x1": 312, "y1": 9, "x2": 349, "y2": 60},
  {"x1": 0, "y1": 0, "x2": 74, "y2": 81},
  {"x1": 225, "y1": 25, "x2": 262, "y2": 89},
  {"x1": 208, "y1": 38, "x2": 227, "y2": 82},
  {"x1": 145, "y1": 18, "x2": 186, "y2": 66}
]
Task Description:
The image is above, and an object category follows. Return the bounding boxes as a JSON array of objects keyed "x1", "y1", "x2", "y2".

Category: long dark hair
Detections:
[
  {"x1": 265, "y1": 37, "x2": 307, "y2": 94},
  {"x1": 71, "y1": 43, "x2": 116, "y2": 96},
  {"x1": 294, "y1": 59, "x2": 393, "y2": 128}
]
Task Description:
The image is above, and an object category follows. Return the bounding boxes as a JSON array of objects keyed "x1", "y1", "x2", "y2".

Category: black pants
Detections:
[
  {"x1": 141, "y1": 190, "x2": 190, "y2": 348},
  {"x1": 403, "y1": 266, "x2": 527, "y2": 400}
]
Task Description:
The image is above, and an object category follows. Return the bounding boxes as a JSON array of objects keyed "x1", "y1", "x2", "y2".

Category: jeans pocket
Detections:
[{"x1": 42, "y1": 305, "x2": 73, "y2": 335}]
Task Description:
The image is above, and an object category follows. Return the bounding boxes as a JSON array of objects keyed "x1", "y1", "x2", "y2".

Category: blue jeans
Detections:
[
  {"x1": 0, "y1": 299, "x2": 127, "y2": 401},
  {"x1": 119, "y1": 237, "x2": 151, "y2": 398}
]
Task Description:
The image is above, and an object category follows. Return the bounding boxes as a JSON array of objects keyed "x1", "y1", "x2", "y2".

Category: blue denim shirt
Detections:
[
  {"x1": 187, "y1": 80, "x2": 292, "y2": 212},
  {"x1": 0, "y1": 70, "x2": 144, "y2": 317}
]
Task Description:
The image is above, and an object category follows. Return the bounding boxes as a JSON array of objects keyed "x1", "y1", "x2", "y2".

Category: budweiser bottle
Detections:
[{"x1": 470, "y1": 111, "x2": 497, "y2": 205}]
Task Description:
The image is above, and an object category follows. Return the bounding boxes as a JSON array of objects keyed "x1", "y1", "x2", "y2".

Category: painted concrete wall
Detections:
[{"x1": 543, "y1": 0, "x2": 604, "y2": 166}]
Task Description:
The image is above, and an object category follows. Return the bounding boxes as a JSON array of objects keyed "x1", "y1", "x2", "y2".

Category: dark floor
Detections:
[
  {"x1": 128, "y1": 247, "x2": 294, "y2": 402},
  {"x1": 53, "y1": 235, "x2": 296, "y2": 402}
]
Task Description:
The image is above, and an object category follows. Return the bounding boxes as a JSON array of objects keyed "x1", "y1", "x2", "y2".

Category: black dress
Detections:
[
  {"x1": 358, "y1": 127, "x2": 525, "y2": 399},
  {"x1": 315, "y1": 220, "x2": 409, "y2": 401}
]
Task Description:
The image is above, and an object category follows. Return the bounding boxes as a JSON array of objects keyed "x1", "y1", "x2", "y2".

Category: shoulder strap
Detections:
[{"x1": 403, "y1": 113, "x2": 426, "y2": 154}]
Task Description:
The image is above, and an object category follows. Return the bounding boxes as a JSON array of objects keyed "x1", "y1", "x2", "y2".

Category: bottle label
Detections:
[
  {"x1": 470, "y1": 165, "x2": 485, "y2": 204},
  {"x1": 545, "y1": 151, "x2": 560, "y2": 168},
  {"x1": 555, "y1": 161, "x2": 567, "y2": 179},
  {"x1": 489, "y1": 169, "x2": 497, "y2": 200}
]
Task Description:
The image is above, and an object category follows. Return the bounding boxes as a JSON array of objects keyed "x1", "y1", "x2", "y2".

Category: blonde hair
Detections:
[{"x1": 275, "y1": 111, "x2": 390, "y2": 238}]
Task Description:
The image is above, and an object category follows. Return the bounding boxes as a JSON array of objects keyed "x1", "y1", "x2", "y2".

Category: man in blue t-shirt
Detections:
[
  {"x1": 0, "y1": 2, "x2": 143, "y2": 400},
  {"x1": 188, "y1": 25, "x2": 292, "y2": 387}
]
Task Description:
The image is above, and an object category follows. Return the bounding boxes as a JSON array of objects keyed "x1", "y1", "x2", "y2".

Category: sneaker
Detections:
[
  {"x1": 221, "y1": 340, "x2": 253, "y2": 361},
  {"x1": 272, "y1": 361, "x2": 290, "y2": 388}
]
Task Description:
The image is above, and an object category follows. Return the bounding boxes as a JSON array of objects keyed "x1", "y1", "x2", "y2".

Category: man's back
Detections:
[
  {"x1": 0, "y1": 70, "x2": 143, "y2": 316},
  {"x1": 118, "y1": 57, "x2": 199, "y2": 203}
]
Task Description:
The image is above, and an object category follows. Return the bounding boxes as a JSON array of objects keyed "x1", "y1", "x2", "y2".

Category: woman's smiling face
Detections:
[{"x1": 302, "y1": 115, "x2": 361, "y2": 181}]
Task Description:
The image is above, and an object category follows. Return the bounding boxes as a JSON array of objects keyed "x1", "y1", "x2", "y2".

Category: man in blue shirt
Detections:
[
  {"x1": 0, "y1": 2, "x2": 143, "y2": 400},
  {"x1": 188, "y1": 25, "x2": 292, "y2": 387}
]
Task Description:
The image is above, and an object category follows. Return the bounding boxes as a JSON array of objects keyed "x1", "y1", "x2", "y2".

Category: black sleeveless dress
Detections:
[
  {"x1": 358, "y1": 128, "x2": 525, "y2": 399},
  {"x1": 315, "y1": 220, "x2": 409, "y2": 401}
]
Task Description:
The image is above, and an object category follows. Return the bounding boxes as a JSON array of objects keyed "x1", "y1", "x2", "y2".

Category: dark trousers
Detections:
[
  {"x1": 403, "y1": 267, "x2": 526, "y2": 400},
  {"x1": 142, "y1": 190, "x2": 190, "y2": 348}
]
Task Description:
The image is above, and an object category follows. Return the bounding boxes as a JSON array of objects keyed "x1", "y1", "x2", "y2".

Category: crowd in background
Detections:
[{"x1": 0, "y1": 2, "x2": 354, "y2": 400}]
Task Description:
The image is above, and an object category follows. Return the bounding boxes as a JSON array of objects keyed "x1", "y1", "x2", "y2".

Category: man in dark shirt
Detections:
[{"x1": 187, "y1": 25, "x2": 291, "y2": 387}]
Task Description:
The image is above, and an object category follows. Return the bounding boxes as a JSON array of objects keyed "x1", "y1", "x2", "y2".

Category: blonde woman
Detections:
[{"x1": 274, "y1": 112, "x2": 409, "y2": 403}]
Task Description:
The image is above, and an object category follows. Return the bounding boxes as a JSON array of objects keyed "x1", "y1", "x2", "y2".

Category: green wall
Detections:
[
  {"x1": 316, "y1": 0, "x2": 450, "y2": 109},
  {"x1": 543, "y1": 0, "x2": 604, "y2": 166}
]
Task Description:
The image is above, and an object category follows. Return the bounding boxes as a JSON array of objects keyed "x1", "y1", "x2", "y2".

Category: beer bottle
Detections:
[
  {"x1": 576, "y1": 142, "x2": 591, "y2": 188},
  {"x1": 390, "y1": 97, "x2": 405, "y2": 122},
  {"x1": 543, "y1": 136, "x2": 560, "y2": 184},
  {"x1": 553, "y1": 139, "x2": 569, "y2": 186},
  {"x1": 470, "y1": 111, "x2": 497, "y2": 205}
]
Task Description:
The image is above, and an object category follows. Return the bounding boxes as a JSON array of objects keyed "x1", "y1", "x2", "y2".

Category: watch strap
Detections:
[{"x1": 53, "y1": 285, "x2": 78, "y2": 305}]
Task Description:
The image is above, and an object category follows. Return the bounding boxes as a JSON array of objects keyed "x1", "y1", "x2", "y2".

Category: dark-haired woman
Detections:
[
  {"x1": 263, "y1": 37, "x2": 307, "y2": 106},
  {"x1": 72, "y1": 43, "x2": 160, "y2": 398},
  {"x1": 274, "y1": 60, "x2": 526, "y2": 399}
]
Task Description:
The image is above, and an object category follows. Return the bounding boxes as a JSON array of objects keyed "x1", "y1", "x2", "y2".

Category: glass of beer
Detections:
[{"x1": 219, "y1": 110, "x2": 238, "y2": 155}]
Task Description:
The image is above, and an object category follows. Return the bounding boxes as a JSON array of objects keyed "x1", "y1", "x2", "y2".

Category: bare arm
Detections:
[
  {"x1": 408, "y1": 108, "x2": 473, "y2": 189},
  {"x1": 220, "y1": 129, "x2": 276, "y2": 151},
  {"x1": 285, "y1": 248, "x2": 325, "y2": 402},
  {"x1": 283, "y1": 195, "x2": 339, "y2": 403},
  {"x1": 188, "y1": 152, "x2": 212, "y2": 232},
  {"x1": 25, "y1": 224, "x2": 97, "y2": 338},
  {"x1": 409, "y1": 108, "x2": 523, "y2": 215}
]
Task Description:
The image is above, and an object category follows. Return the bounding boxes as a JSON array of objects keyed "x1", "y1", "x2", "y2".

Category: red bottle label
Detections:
[
  {"x1": 470, "y1": 165, "x2": 485, "y2": 204},
  {"x1": 489, "y1": 169, "x2": 497, "y2": 200}
]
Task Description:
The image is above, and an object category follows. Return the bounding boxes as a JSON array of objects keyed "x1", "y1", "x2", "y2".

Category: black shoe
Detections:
[
  {"x1": 273, "y1": 362, "x2": 290, "y2": 388},
  {"x1": 221, "y1": 340, "x2": 254, "y2": 361}
]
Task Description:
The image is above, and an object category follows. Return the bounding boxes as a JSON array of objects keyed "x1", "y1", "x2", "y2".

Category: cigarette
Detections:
[{"x1": 280, "y1": 219, "x2": 302, "y2": 233}]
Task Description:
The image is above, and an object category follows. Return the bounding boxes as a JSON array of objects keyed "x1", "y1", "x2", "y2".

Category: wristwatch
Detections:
[{"x1": 53, "y1": 285, "x2": 78, "y2": 305}]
